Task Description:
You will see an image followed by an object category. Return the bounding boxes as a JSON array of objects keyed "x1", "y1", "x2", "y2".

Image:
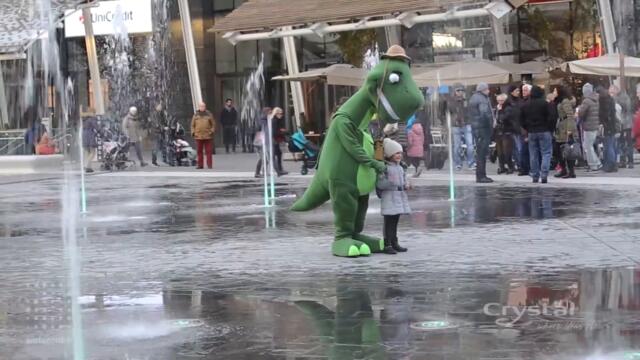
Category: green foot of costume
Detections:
[
  {"x1": 291, "y1": 45, "x2": 424, "y2": 258},
  {"x1": 332, "y1": 239, "x2": 371, "y2": 257},
  {"x1": 353, "y1": 234, "x2": 384, "y2": 253}
]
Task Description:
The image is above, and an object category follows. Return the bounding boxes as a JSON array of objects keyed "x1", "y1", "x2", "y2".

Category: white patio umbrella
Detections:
[
  {"x1": 561, "y1": 54, "x2": 640, "y2": 77},
  {"x1": 272, "y1": 64, "x2": 367, "y2": 87},
  {"x1": 412, "y1": 60, "x2": 539, "y2": 87}
]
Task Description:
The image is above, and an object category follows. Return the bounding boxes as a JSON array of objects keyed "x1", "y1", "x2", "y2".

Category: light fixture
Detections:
[
  {"x1": 354, "y1": 17, "x2": 370, "y2": 28},
  {"x1": 267, "y1": 29, "x2": 281, "y2": 38},
  {"x1": 484, "y1": 0, "x2": 526, "y2": 19},
  {"x1": 222, "y1": 31, "x2": 239, "y2": 46},
  {"x1": 484, "y1": 1, "x2": 512, "y2": 19},
  {"x1": 309, "y1": 22, "x2": 329, "y2": 37},
  {"x1": 396, "y1": 12, "x2": 417, "y2": 28}
]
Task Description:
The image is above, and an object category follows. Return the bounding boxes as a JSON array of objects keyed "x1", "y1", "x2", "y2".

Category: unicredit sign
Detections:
[{"x1": 64, "y1": 0, "x2": 152, "y2": 38}]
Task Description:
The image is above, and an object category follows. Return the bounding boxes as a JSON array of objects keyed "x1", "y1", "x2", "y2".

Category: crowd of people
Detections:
[{"x1": 395, "y1": 81, "x2": 640, "y2": 184}]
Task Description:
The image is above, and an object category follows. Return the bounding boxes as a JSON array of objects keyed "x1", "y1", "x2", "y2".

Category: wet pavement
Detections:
[{"x1": 1, "y1": 174, "x2": 640, "y2": 359}]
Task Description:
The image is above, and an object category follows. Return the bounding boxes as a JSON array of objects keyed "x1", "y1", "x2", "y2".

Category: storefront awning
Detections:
[
  {"x1": 0, "y1": 0, "x2": 86, "y2": 55},
  {"x1": 210, "y1": 0, "x2": 489, "y2": 34}
]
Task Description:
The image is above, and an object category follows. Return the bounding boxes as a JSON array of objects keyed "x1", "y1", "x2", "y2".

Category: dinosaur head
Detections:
[{"x1": 365, "y1": 45, "x2": 424, "y2": 125}]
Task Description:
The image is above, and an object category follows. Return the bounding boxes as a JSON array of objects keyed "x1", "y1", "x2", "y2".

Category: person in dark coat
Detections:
[
  {"x1": 82, "y1": 111, "x2": 100, "y2": 173},
  {"x1": 599, "y1": 87, "x2": 619, "y2": 172},
  {"x1": 150, "y1": 103, "x2": 168, "y2": 166},
  {"x1": 220, "y1": 98, "x2": 238, "y2": 153},
  {"x1": 511, "y1": 84, "x2": 530, "y2": 176},
  {"x1": 521, "y1": 86, "x2": 554, "y2": 183},
  {"x1": 494, "y1": 93, "x2": 516, "y2": 174},
  {"x1": 468, "y1": 82, "x2": 494, "y2": 183},
  {"x1": 447, "y1": 83, "x2": 475, "y2": 170}
]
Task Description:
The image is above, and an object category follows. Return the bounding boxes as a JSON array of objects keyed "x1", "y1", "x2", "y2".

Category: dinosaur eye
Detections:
[{"x1": 388, "y1": 73, "x2": 400, "y2": 84}]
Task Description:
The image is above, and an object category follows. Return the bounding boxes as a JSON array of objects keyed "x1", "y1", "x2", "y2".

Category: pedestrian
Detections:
[
  {"x1": 82, "y1": 110, "x2": 99, "y2": 173},
  {"x1": 507, "y1": 85, "x2": 527, "y2": 176},
  {"x1": 468, "y1": 82, "x2": 494, "y2": 183},
  {"x1": 515, "y1": 84, "x2": 533, "y2": 176},
  {"x1": 190, "y1": 101, "x2": 215, "y2": 169},
  {"x1": 521, "y1": 86, "x2": 553, "y2": 183},
  {"x1": 35, "y1": 133, "x2": 57, "y2": 155},
  {"x1": 383, "y1": 121, "x2": 408, "y2": 151},
  {"x1": 150, "y1": 103, "x2": 167, "y2": 166},
  {"x1": 270, "y1": 107, "x2": 288, "y2": 176},
  {"x1": 220, "y1": 98, "x2": 238, "y2": 153},
  {"x1": 253, "y1": 107, "x2": 271, "y2": 178},
  {"x1": 600, "y1": 87, "x2": 619, "y2": 172},
  {"x1": 406, "y1": 120, "x2": 425, "y2": 177},
  {"x1": 610, "y1": 85, "x2": 634, "y2": 169},
  {"x1": 547, "y1": 89, "x2": 560, "y2": 170},
  {"x1": 633, "y1": 85, "x2": 640, "y2": 156},
  {"x1": 494, "y1": 93, "x2": 516, "y2": 174},
  {"x1": 578, "y1": 83, "x2": 602, "y2": 171},
  {"x1": 376, "y1": 138, "x2": 410, "y2": 255},
  {"x1": 447, "y1": 83, "x2": 475, "y2": 171},
  {"x1": 23, "y1": 106, "x2": 46, "y2": 155},
  {"x1": 122, "y1": 106, "x2": 148, "y2": 167},
  {"x1": 554, "y1": 87, "x2": 578, "y2": 178},
  {"x1": 416, "y1": 107, "x2": 431, "y2": 169}
]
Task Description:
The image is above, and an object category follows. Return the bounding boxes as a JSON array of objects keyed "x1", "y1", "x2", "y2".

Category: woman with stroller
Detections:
[
  {"x1": 254, "y1": 106, "x2": 289, "y2": 177},
  {"x1": 254, "y1": 107, "x2": 271, "y2": 178}
]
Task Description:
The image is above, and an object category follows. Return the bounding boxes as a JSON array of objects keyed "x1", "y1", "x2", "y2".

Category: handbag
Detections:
[{"x1": 562, "y1": 142, "x2": 582, "y2": 161}]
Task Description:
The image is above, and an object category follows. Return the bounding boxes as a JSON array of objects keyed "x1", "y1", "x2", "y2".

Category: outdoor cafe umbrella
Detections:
[
  {"x1": 412, "y1": 59, "x2": 539, "y2": 87},
  {"x1": 561, "y1": 54, "x2": 640, "y2": 77},
  {"x1": 272, "y1": 63, "x2": 435, "y2": 87},
  {"x1": 272, "y1": 64, "x2": 368, "y2": 87}
]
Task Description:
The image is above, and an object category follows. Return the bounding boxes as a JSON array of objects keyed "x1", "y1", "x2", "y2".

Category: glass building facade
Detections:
[{"x1": 35, "y1": 0, "x2": 640, "y2": 144}]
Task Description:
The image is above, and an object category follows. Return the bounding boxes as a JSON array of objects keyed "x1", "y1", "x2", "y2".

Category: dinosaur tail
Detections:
[{"x1": 290, "y1": 177, "x2": 330, "y2": 211}]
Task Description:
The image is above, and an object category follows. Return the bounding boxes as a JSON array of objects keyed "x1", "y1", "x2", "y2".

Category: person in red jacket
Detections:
[{"x1": 406, "y1": 121, "x2": 425, "y2": 177}]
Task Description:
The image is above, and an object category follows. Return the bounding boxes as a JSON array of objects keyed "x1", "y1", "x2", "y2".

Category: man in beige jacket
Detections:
[{"x1": 191, "y1": 102, "x2": 216, "y2": 169}]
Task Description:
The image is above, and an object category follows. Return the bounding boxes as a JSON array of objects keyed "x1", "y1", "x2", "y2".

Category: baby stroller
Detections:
[
  {"x1": 100, "y1": 129, "x2": 134, "y2": 171},
  {"x1": 288, "y1": 130, "x2": 320, "y2": 175},
  {"x1": 166, "y1": 121, "x2": 197, "y2": 167},
  {"x1": 426, "y1": 127, "x2": 448, "y2": 170}
]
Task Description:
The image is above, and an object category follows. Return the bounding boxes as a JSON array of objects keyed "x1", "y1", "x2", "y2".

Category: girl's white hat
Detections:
[{"x1": 383, "y1": 138, "x2": 403, "y2": 158}]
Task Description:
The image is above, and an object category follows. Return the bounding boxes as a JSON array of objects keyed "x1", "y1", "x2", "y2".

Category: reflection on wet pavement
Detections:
[
  {"x1": 3, "y1": 270, "x2": 639, "y2": 359},
  {"x1": 1, "y1": 177, "x2": 640, "y2": 359}
]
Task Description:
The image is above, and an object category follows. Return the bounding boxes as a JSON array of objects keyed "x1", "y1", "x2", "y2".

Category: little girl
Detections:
[{"x1": 377, "y1": 138, "x2": 411, "y2": 255}]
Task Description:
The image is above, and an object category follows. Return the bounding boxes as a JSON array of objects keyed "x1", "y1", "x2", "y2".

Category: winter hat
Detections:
[
  {"x1": 508, "y1": 84, "x2": 519, "y2": 94},
  {"x1": 583, "y1": 83, "x2": 594, "y2": 97},
  {"x1": 453, "y1": 83, "x2": 465, "y2": 91},
  {"x1": 383, "y1": 138, "x2": 403, "y2": 158},
  {"x1": 476, "y1": 82, "x2": 489, "y2": 92}
]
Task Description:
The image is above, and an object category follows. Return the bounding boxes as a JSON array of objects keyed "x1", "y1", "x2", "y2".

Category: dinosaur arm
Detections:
[{"x1": 334, "y1": 116, "x2": 386, "y2": 173}]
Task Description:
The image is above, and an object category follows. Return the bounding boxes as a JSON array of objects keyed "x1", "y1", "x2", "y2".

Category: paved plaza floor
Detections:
[{"x1": 1, "y1": 152, "x2": 640, "y2": 359}]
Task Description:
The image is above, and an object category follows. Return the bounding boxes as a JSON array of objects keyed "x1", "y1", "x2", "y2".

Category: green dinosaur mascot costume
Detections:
[{"x1": 291, "y1": 45, "x2": 424, "y2": 257}]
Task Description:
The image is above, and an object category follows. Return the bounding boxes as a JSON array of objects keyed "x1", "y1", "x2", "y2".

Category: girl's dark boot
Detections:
[
  {"x1": 391, "y1": 237, "x2": 407, "y2": 252},
  {"x1": 383, "y1": 238, "x2": 397, "y2": 254}
]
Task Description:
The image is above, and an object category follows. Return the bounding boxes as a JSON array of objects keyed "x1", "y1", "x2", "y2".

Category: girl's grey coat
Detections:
[{"x1": 376, "y1": 162, "x2": 411, "y2": 216}]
